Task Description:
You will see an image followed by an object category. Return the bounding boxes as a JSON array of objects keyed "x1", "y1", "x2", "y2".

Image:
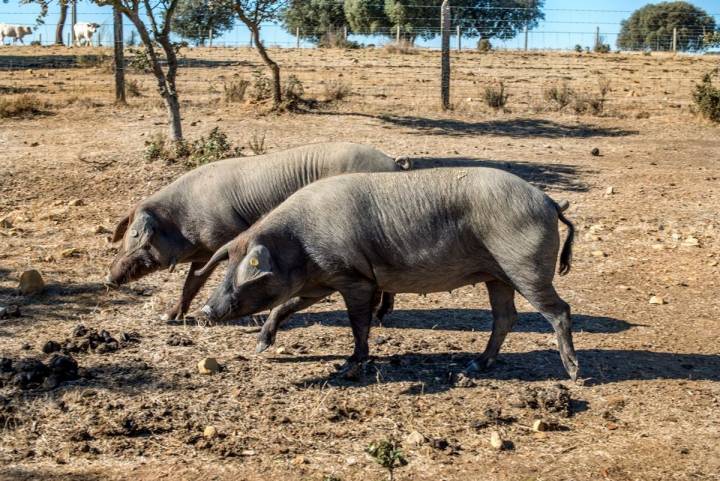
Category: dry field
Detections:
[{"x1": 1, "y1": 46, "x2": 719, "y2": 481}]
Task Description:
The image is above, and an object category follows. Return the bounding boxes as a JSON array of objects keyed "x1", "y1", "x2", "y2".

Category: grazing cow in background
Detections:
[
  {"x1": 0, "y1": 24, "x2": 33, "y2": 45},
  {"x1": 73, "y1": 23, "x2": 100, "y2": 46}
]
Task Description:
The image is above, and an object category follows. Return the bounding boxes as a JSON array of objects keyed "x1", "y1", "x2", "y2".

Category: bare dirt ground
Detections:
[{"x1": 1, "y1": 46, "x2": 719, "y2": 481}]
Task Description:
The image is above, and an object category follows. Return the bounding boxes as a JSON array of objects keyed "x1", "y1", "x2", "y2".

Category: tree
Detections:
[
  {"x1": 172, "y1": 0, "x2": 236, "y2": 45},
  {"x1": 344, "y1": 0, "x2": 391, "y2": 36},
  {"x1": 105, "y1": 0, "x2": 185, "y2": 141},
  {"x1": 345, "y1": 0, "x2": 543, "y2": 42},
  {"x1": 617, "y1": 2, "x2": 716, "y2": 51},
  {"x1": 282, "y1": 0, "x2": 346, "y2": 43},
  {"x1": 231, "y1": 1, "x2": 288, "y2": 109},
  {"x1": 17, "y1": 0, "x2": 70, "y2": 45}
]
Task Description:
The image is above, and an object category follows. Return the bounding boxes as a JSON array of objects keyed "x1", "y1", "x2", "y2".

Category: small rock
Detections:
[
  {"x1": 681, "y1": 236, "x2": 700, "y2": 248},
  {"x1": 275, "y1": 346, "x2": 287, "y2": 355},
  {"x1": 649, "y1": 296, "x2": 666, "y2": 305},
  {"x1": 373, "y1": 336, "x2": 388, "y2": 345},
  {"x1": 197, "y1": 357, "x2": 221, "y2": 374},
  {"x1": 532, "y1": 419, "x2": 550, "y2": 432},
  {"x1": 591, "y1": 148, "x2": 600, "y2": 156},
  {"x1": 454, "y1": 372, "x2": 476, "y2": 388},
  {"x1": 60, "y1": 248, "x2": 81, "y2": 258},
  {"x1": 291, "y1": 455, "x2": 308, "y2": 465},
  {"x1": 67, "y1": 199, "x2": 84, "y2": 207},
  {"x1": 591, "y1": 250, "x2": 607, "y2": 257},
  {"x1": 616, "y1": 285, "x2": 631, "y2": 291},
  {"x1": 42, "y1": 340, "x2": 62, "y2": 354},
  {"x1": 18, "y1": 270, "x2": 45, "y2": 295},
  {"x1": 605, "y1": 186, "x2": 614, "y2": 195},
  {"x1": 203, "y1": 425, "x2": 218, "y2": 439},
  {"x1": 405, "y1": 430, "x2": 426, "y2": 448},
  {"x1": 489, "y1": 431, "x2": 505, "y2": 450},
  {"x1": 166, "y1": 333, "x2": 193, "y2": 346},
  {"x1": 709, "y1": 260, "x2": 718, "y2": 267}
]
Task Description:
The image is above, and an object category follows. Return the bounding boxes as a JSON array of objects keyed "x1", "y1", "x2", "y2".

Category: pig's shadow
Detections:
[
  {"x1": 286, "y1": 349, "x2": 720, "y2": 394},
  {"x1": 283, "y1": 308, "x2": 636, "y2": 334}
]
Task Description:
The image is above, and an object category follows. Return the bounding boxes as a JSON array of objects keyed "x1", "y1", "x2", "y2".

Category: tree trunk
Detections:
[
  {"x1": 55, "y1": 0, "x2": 68, "y2": 45},
  {"x1": 235, "y1": 10, "x2": 281, "y2": 109},
  {"x1": 113, "y1": 5, "x2": 126, "y2": 105},
  {"x1": 164, "y1": 93, "x2": 183, "y2": 141}
]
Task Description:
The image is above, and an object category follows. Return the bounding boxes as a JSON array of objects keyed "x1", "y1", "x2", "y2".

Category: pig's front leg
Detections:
[
  {"x1": 162, "y1": 261, "x2": 216, "y2": 321},
  {"x1": 336, "y1": 281, "x2": 376, "y2": 379},
  {"x1": 256, "y1": 295, "x2": 327, "y2": 352}
]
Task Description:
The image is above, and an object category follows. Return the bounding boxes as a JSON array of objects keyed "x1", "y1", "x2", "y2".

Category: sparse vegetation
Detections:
[
  {"x1": 0, "y1": 95, "x2": 48, "y2": 119},
  {"x1": 250, "y1": 70, "x2": 273, "y2": 102},
  {"x1": 144, "y1": 127, "x2": 241, "y2": 165},
  {"x1": 126, "y1": 79, "x2": 143, "y2": 98},
  {"x1": 384, "y1": 40, "x2": 415, "y2": 55},
  {"x1": 75, "y1": 54, "x2": 112, "y2": 69},
  {"x1": 318, "y1": 32, "x2": 361, "y2": 49},
  {"x1": 248, "y1": 131, "x2": 267, "y2": 155},
  {"x1": 366, "y1": 438, "x2": 407, "y2": 481},
  {"x1": 282, "y1": 74, "x2": 305, "y2": 103},
  {"x1": 544, "y1": 82, "x2": 574, "y2": 111},
  {"x1": 127, "y1": 47, "x2": 153, "y2": 73},
  {"x1": 477, "y1": 38, "x2": 492, "y2": 52},
  {"x1": 693, "y1": 69, "x2": 720, "y2": 122},
  {"x1": 223, "y1": 79, "x2": 250, "y2": 103},
  {"x1": 483, "y1": 81, "x2": 508, "y2": 110},
  {"x1": 323, "y1": 79, "x2": 351, "y2": 102},
  {"x1": 574, "y1": 44, "x2": 583, "y2": 52}
]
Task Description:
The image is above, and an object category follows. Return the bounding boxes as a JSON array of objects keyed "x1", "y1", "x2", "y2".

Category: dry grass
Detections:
[
  {"x1": 323, "y1": 79, "x2": 351, "y2": 102},
  {"x1": 0, "y1": 94, "x2": 48, "y2": 118},
  {"x1": 384, "y1": 40, "x2": 416, "y2": 55},
  {"x1": 1, "y1": 46, "x2": 719, "y2": 481}
]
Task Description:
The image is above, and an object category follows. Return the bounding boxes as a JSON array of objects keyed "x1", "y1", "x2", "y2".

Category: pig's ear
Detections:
[
  {"x1": 111, "y1": 209, "x2": 134, "y2": 243},
  {"x1": 237, "y1": 245, "x2": 273, "y2": 280}
]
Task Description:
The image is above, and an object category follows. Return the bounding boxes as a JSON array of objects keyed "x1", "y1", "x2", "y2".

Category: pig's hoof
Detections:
[
  {"x1": 336, "y1": 360, "x2": 366, "y2": 381},
  {"x1": 255, "y1": 340, "x2": 271, "y2": 353},
  {"x1": 463, "y1": 357, "x2": 493, "y2": 377}
]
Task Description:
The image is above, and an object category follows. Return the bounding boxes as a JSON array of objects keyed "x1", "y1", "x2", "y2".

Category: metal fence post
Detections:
[
  {"x1": 441, "y1": 0, "x2": 450, "y2": 110},
  {"x1": 296, "y1": 27, "x2": 300, "y2": 48},
  {"x1": 524, "y1": 24, "x2": 528, "y2": 51},
  {"x1": 396, "y1": 24, "x2": 400, "y2": 43},
  {"x1": 457, "y1": 25, "x2": 461, "y2": 51},
  {"x1": 113, "y1": 4, "x2": 126, "y2": 104},
  {"x1": 672, "y1": 27, "x2": 677, "y2": 52},
  {"x1": 595, "y1": 26, "x2": 599, "y2": 50}
]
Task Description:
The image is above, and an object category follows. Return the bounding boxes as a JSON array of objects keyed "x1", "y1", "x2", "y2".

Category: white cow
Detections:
[
  {"x1": 73, "y1": 22, "x2": 100, "y2": 47},
  {"x1": 0, "y1": 24, "x2": 33, "y2": 45}
]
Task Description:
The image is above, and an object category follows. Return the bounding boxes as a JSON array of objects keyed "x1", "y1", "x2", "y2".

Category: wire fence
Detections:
[{"x1": 1, "y1": 7, "x2": 718, "y2": 118}]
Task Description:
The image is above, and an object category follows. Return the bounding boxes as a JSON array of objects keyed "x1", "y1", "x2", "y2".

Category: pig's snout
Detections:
[
  {"x1": 104, "y1": 274, "x2": 119, "y2": 288},
  {"x1": 200, "y1": 305, "x2": 214, "y2": 319}
]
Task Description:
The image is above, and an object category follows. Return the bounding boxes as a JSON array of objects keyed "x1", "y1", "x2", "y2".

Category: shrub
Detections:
[
  {"x1": 544, "y1": 82, "x2": 574, "y2": 111},
  {"x1": 250, "y1": 70, "x2": 272, "y2": 102},
  {"x1": 477, "y1": 38, "x2": 492, "y2": 52},
  {"x1": 75, "y1": 54, "x2": 111, "y2": 69},
  {"x1": 144, "y1": 128, "x2": 242, "y2": 165},
  {"x1": 693, "y1": 69, "x2": 720, "y2": 122},
  {"x1": 572, "y1": 93, "x2": 604, "y2": 115},
  {"x1": 127, "y1": 47, "x2": 153, "y2": 73},
  {"x1": 248, "y1": 131, "x2": 266, "y2": 155},
  {"x1": 126, "y1": 79, "x2": 143, "y2": 97},
  {"x1": 187, "y1": 127, "x2": 242, "y2": 166},
  {"x1": 282, "y1": 74, "x2": 304, "y2": 102},
  {"x1": 223, "y1": 79, "x2": 250, "y2": 103},
  {"x1": 384, "y1": 40, "x2": 415, "y2": 54},
  {"x1": 574, "y1": 44, "x2": 583, "y2": 53},
  {"x1": 366, "y1": 439, "x2": 407, "y2": 481},
  {"x1": 0, "y1": 95, "x2": 47, "y2": 118},
  {"x1": 30, "y1": 40, "x2": 41, "y2": 46},
  {"x1": 324, "y1": 79, "x2": 351, "y2": 102},
  {"x1": 483, "y1": 81, "x2": 508, "y2": 110},
  {"x1": 593, "y1": 42, "x2": 611, "y2": 53}
]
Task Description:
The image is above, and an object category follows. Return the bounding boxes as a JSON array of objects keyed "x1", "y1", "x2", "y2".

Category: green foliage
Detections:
[
  {"x1": 617, "y1": 2, "x2": 716, "y2": 51},
  {"x1": 250, "y1": 70, "x2": 273, "y2": 102},
  {"x1": 282, "y1": 0, "x2": 347, "y2": 42},
  {"x1": 366, "y1": 439, "x2": 407, "y2": 481},
  {"x1": 172, "y1": 0, "x2": 235, "y2": 45},
  {"x1": 574, "y1": 44, "x2": 583, "y2": 52},
  {"x1": 127, "y1": 47, "x2": 153, "y2": 73},
  {"x1": 344, "y1": 0, "x2": 391, "y2": 36},
  {"x1": 693, "y1": 70, "x2": 720, "y2": 123},
  {"x1": 144, "y1": 128, "x2": 241, "y2": 165}
]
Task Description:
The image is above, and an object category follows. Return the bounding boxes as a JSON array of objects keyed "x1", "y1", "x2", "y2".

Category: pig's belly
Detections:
[{"x1": 374, "y1": 265, "x2": 496, "y2": 294}]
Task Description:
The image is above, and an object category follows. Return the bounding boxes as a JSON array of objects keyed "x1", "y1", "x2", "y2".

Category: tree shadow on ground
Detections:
[
  {"x1": 286, "y1": 349, "x2": 720, "y2": 394},
  {"x1": 0, "y1": 54, "x2": 250, "y2": 70},
  {"x1": 0, "y1": 281, "x2": 145, "y2": 324},
  {"x1": 375, "y1": 115, "x2": 638, "y2": 139},
  {"x1": 281, "y1": 308, "x2": 636, "y2": 334},
  {"x1": 410, "y1": 156, "x2": 590, "y2": 192},
  {"x1": 0, "y1": 469, "x2": 105, "y2": 481}
]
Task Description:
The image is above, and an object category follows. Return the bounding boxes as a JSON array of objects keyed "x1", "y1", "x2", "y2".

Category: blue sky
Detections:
[{"x1": 1, "y1": 1, "x2": 718, "y2": 50}]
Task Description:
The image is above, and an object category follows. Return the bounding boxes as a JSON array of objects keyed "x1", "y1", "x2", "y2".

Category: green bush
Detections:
[
  {"x1": 693, "y1": 70, "x2": 720, "y2": 122},
  {"x1": 187, "y1": 127, "x2": 242, "y2": 166},
  {"x1": 477, "y1": 38, "x2": 492, "y2": 52}
]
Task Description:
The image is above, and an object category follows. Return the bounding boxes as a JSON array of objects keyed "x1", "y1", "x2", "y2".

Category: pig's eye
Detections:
[{"x1": 249, "y1": 257, "x2": 259, "y2": 267}]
